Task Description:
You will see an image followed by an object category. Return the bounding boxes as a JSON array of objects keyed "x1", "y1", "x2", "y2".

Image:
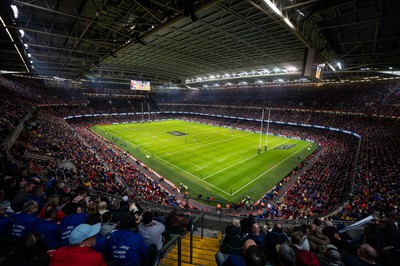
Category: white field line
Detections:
[
  {"x1": 124, "y1": 140, "x2": 230, "y2": 195},
  {"x1": 154, "y1": 155, "x2": 230, "y2": 195},
  {"x1": 231, "y1": 142, "x2": 310, "y2": 196},
  {"x1": 158, "y1": 133, "x2": 250, "y2": 158},
  {"x1": 203, "y1": 139, "x2": 291, "y2": 181},
  {"x1": 212, "y1": 156, "x2": 227, "y2": 162},
  {"x1": 190, "y1": 163, "x2": 208, "y2": 171}
]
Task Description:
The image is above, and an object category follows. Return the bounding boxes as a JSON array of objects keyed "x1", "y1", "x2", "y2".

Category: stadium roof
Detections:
[{"x1": 1, "y1": 0, "x2": 400, "y2": 86}]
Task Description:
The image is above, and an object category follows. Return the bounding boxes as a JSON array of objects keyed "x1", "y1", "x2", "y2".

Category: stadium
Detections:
[{"x1": 0, "y1": 0, "x2": 399, "y2": 266}]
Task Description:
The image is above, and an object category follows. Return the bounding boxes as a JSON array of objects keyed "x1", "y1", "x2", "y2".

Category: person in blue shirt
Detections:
[
  {"x1": 59, "y1": 201, "x2": 87, "y2": 247},
  {"x1": 86, "y1": 212, "x2": 109, "y2": 259},
  {"x1": 109, "y1": 212, "x2": 148, "y2": 266},
  {"x1": 34, "y1": 206, "x2": 60, "y2": 250},
  {"x1": 25, "y1": 184, "x2": 46, "y2": 212},
  {"x1": 0, "y1": 201, "x2": 13, "y2": 238},
  {"x1": 9, "y1": 200, "x2": 40, "y2": 239}
]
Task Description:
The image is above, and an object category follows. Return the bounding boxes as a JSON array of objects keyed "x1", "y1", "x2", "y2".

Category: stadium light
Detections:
[
  {"x1": 337, "y1": 62, "x2": 342, "y2": 70},
  {"x1": 284, "y1": 18, "x2": 295, "y2": 29},
  {"x1": 11, "y1": 5, "x2": 18, "y2": 18},
  {"x1": 19, "y1": 29, "x2": 25, "y2": 38},
  {"x1": 24, "y1": 43, "x2": 28, "y2": 49},
  {"x1": 263, "y1": 0, "x2": 282, "y2": 16},
  {"x1": 326, "y1": 62, "x2": 336, "y2": 71}
]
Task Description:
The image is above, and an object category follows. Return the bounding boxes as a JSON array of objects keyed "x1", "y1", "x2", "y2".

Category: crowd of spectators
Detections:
[
  {"x1": 0, "y1": 175, "x2": 194, "y2": 266},
  {"x1": 217, "y1": 216, "x2": 400, "y2": 266},
  {"x1": 155, "y1": 82, "x2": 400, "y2": 115},
  {"x1": 18, "y1": 111, "x2": 181, "y2": 208},
  {"x1": 0, "y1": 76, "x2": 399, "y2": 265}
]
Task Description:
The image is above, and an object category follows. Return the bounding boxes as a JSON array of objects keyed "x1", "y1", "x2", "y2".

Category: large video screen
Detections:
[
  {"x1": 130, "y1": 80, "x2": 150, "y2": 91},
  {"x1": 302, "y1": 48, "x2": 325, "y2": 81}
]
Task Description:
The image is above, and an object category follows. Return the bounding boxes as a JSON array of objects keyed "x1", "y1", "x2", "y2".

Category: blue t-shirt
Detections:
[
  {"x1": 109, "y1": 229, "x2": 148, "y2": 266},
  {"x1": 59, "y1": 212, "x2": 87, "y2": 247},
  {"x1": 34, "y1": 219, "x2": 60, "y2": 249},
  {"x1": 0, "y1": 214, "x2": 14, "y2": 237},
  {"x1": 9, "y1": 212, "x2": 40, "y2": 239}
]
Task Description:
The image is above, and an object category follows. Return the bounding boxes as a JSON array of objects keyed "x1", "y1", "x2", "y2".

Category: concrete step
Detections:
[
  {"x1": 169, "y1": 247, "x2": 217, "y2": 261},
  {"x1": 160, "y1": 258, "x2": 216, "y2": 266},
  {"x1": 163, "y1": 253, "x2": 217, "y2": 266}
]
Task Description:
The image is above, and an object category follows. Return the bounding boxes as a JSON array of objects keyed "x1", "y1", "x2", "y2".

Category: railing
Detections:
[
  {"x1": 189, "y1": 212, "x2": 204, "y2": 264},
  {"x1": 3, "y1": 112, "x2": 32, "y2": 160},
  {"x1": 156, "y1": 234, "x2": 182, "y2": 266}
]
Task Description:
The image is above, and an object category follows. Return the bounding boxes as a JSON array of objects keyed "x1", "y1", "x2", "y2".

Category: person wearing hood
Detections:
[{"x1": 109, "y1": 212, "x2": 148, "y2": 266}]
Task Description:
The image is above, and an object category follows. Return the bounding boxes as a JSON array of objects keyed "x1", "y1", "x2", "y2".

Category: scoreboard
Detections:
[{"x1": 130, "y1": 80, "x2": 150, "y2": 91}]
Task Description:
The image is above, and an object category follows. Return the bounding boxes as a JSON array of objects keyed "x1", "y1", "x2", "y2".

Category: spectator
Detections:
[
  {"x1": 10, "y1": 181, "x2": 35, "y2": 212},
  {"x1": 342, "y1": 243, "x2": 382, "y2": 266},
  {"x1": 39, "y1": 194, "x2": 65, "y2": 223},
  {"x1": 166, "y1": 210, "x2": 192, "y2": 236},
  {"x1": 9, "y1": 200, "x2": 40, "y2": 239},
  {"x1": 0, "y1": 232, "x2": 50, "y2": 266},
  {"x1": 59, "y1": 201, "x2": 87, "y2": 247},
  {"x1": 295, "y1": 249, "x2": 321, "y2": 266},
  {"x1": 240, "y1": 213, "x2": 255, "y2": 235},
  {"x1": 25, "y1": 184, "x2": 46, "y2": 211},
  {"x1": 86, "y1": 213, "x2": 108, "y2": 257},
  {"x1": 290, "y1": 231, "x2": 310, "y2": 252},
  {"x1": 278, "y1": 244, "x2": 296, "y2": 266},
  {"x1": 34, "y1": 206, "x2": 60, "y2": 250},
  {"x1": 50, "y1": 223, "x2": 106, "y2": 266},
  {"x1": 0, "y1": 201, "x2": 13, "y2": 237},
  {"x1": 138, "y1": 210, "x2": 165, "y2": 251},
  {"x1": 307, "y1": 223, "x2": 330, "y2": 253},
  {"x1": 99, "y1": 211, "x2": 116, "y2": 237},
  {"x1": 109, "y1": 212, "x2": 148, "y2": 266},
  {"x1": 111, "y1": 200, "x2": 129, "y2": 223},
  {"x1": 247, "y1": 222, "x2": 266, "y2": 249},
  {"x1": 316, "y1": 244, "x2": 344, "y2": 266},
  {"x1": 264, "y1": 223, "x2": 289, "y2": 261},
  {"x1": 220, "y1": 217, "x2": 244, "y2": 255},
  {"x1": 97, "y1": 201, "x2": 108, "y2": 216},
  {"x1": 216, "y1": 239, "x2": 266, "y2": 266}
]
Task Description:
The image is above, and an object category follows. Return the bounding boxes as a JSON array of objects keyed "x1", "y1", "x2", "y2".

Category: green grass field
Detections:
[{"x1": 90, "y1": 120, "x2": 317, "y2": 203}]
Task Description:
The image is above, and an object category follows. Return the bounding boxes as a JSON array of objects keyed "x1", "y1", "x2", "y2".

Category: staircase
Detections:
[{"x1": 160, "y1": 232, "x2": 222, "y2": 266}]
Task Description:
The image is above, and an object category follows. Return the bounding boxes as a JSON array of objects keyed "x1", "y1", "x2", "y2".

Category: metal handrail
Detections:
[
  {"x1": 156, "y1": 234, "x2": 182, "y2": 266},
  {"x1": 189, "y1": 212, "x2": 204, "y2": 264}
]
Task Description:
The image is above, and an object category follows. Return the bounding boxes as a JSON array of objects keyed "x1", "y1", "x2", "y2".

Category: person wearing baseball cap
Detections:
[{"x1": 50, "y1": 223, "x2": 106, "y2": 266}]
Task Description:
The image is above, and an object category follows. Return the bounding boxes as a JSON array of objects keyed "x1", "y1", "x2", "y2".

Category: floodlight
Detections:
[{"x1": 11, "y1": 5, "x2": 18, "y2": 18}]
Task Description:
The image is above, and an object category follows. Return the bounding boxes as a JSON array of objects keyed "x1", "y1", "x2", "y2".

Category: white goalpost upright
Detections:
[
  {"x1": 264, "y1": 108, "x2": 271, "y2": 151},
  {"x1": 148, "y1": 102, "x2": 151, "y2": 121},
  {"x1": 141, "y1": 102, "x2": 144, "y2": 122},
  {"x1": 258, "y1": 109, "x2": 265, "y2": 154}
]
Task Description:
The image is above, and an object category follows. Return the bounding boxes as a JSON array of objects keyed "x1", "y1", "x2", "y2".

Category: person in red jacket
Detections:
[{"x1": 49, "y1": 223, "x2": 106, "y2": 266}]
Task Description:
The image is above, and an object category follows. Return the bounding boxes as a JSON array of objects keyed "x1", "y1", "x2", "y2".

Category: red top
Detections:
[
  {"x1": 39, "y1": 205, "x2": 65, "y2": 223},
  {"x1": 49, "y1": 246, "x2": 107, "y2": 266}
]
